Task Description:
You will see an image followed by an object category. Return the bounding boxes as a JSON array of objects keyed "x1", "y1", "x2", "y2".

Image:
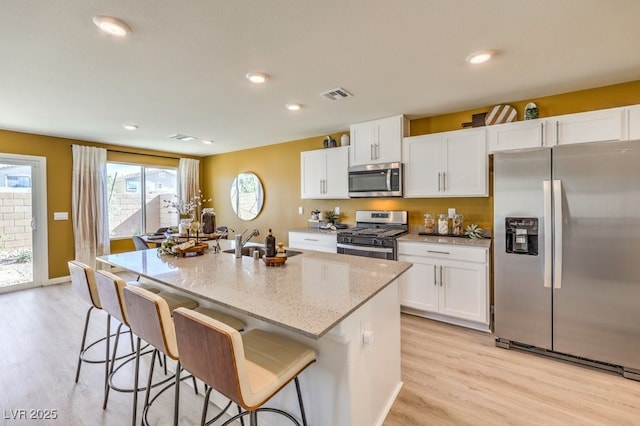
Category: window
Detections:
[{"x1": 107, "y1": 163, "x2": 178, "y2": 238}]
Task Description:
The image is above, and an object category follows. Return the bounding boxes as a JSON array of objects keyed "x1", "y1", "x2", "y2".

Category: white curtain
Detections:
[
  {"x1": 179, "y1": 158, "x2": 200, "y2": 204},
  {"x1": 71, "y1": 145, "x2": 110, "y2": 268}
]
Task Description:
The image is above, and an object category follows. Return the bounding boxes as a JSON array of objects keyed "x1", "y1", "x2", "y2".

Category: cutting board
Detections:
[{"x1": 485, "y1": 104, "x2": 517, "y2": 125}]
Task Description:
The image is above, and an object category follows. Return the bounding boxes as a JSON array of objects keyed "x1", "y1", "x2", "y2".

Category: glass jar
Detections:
[
  {"x1": 424, "y1": 213, "x2": 435, "y2": 234},
  {"x1": 201, "y1": 208, "x2": 216, "y2": 234},
  {"x1": 438, "y1": 214, "x2": 449, "y2": 235},
  {"x1": 452, "y1": 214, "x2": 464, "y2": 236}
]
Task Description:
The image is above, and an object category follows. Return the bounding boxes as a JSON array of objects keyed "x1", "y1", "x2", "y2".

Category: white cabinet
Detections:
[
  {"x1": 628, "y1": 105, "x2": 640, "y2": 140},
  {"x1": 547, "y1": 107, "x2": 625, "y2": 146},
  {"x1": 349, "y1": 115, "x2": 408, "y2": 166},
  {"x1": 398, "y1": 240, "x2": 489, "y2": 331},
  {"x1": 300, "y1": 146, "x2": 349, "y2": 199},
  {"x1": 403, "y1": 128, "x2": 488, "y2": 197},
  {"x1": 288, "y1": 231, "x2": 337, "y2": 253},
  {"x1": 488, "y1": 119, "x2": 546, "y2": 152}
]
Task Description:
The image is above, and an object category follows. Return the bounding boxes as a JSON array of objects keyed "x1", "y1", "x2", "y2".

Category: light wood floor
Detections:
[{"x1": 1, "y1": 283, "x2": 639, "y2": 425}]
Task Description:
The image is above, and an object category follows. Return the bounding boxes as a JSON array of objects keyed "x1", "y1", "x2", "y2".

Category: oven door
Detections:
[{"x1": 336, "y1": 243, "x2": 395, "y2": 260}]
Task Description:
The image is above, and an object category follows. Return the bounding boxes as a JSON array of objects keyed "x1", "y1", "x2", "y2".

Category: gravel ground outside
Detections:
[{"x1": 0, "y1": 260, "x2": 33, "y2": 287}]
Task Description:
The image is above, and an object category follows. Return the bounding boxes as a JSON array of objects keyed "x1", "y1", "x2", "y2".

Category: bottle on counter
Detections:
[
  {"x1": 438, "y1": 214, "x2": 449, "y2": 235},
  {"x1": 265, "y1": 229, "x2": 276, "y2": 257},
  {"x1": 424, "y1": 213, "x2": 435, "y2": 234}
]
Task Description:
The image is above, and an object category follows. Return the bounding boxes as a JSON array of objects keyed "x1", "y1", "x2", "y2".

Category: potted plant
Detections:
[{"x1": 324, "y1": 209, "x2": 340, "y2": 225}]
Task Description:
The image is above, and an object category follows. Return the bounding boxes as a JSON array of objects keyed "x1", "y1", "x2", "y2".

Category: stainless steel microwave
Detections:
[{"x1": 348, "y1": 162, "x2": 403, "y2": 197}]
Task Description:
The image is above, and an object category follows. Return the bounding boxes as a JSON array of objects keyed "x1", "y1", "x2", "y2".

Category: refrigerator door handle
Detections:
[
  {"x1": 553, "y1": 179, "x2": 563, "y2": 289},
  {"x1": 543, "y1": 180, "x2": 552, "y2": 288}
]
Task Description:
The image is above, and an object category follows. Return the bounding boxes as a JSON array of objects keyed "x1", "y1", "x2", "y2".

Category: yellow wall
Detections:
[
  {"x1": 203, "y1": 80, "x2": 640, "y2": 246},
  {"x1": 2, "y1": 80, "x2": 640, "y2": 279},
  {"x1": 0, "y1": 130, "x2": 195, "y2": 278}
]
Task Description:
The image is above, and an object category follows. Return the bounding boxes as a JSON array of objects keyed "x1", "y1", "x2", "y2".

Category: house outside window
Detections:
[{"x1": 107, "y1": 163, "x2": 178, "y2": 238}]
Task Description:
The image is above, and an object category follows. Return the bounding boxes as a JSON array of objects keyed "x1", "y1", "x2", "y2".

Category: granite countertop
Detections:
[
  {"x1": 97, "y1": 240, "x2": 411, "y2": 339},
  {"x1": 398, "y1": 233, "x2": 492, "y2": 248}
]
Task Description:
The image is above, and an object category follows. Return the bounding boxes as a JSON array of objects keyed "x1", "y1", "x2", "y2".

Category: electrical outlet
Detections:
[
  {"x1": 335, "y1": 206, "x2": 340, "y2": 215},
  {"x1": 448, "y1": 208, "x2": 456, "y2": 218},
  {"x1": 298, "y1": 206, "x2": 304, "y2": 215}
]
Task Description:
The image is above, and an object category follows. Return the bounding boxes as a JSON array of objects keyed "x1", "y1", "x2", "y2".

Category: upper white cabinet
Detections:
[
  {"x1": 349, "y1": 115, "x2": 409, "y2": 166},
  {"x1": 300, "y1": 146, "x2": 349, "y2": 199},
  {"x1": 628, "y1": 105, "x2": 640, "y2": 140},
  {"x1": 403, "y1": 128, "x2": 488, "y2": 197},
  {"x1": 547, "y1": 107, "x2": 625, "y2": 146},
  {"x1": 488, "y1": 119, "x2": 545, "y2": 153}
]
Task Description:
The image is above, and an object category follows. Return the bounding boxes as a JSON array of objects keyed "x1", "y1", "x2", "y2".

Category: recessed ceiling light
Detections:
[
  {"x1": 285, "y1": 103, "x2": 302, "y2": 111},
  {"x1": 93, "y1": 15, "x2": 132, "y2": 37},
  {"x1": 245, "y1": 72, "x2": 269, "y2": 84},
  {"x1": 466, "y1": 50, "x2": 494, "y2": 64},
  {"x1": 201, "y1": 139, "x2": 213, "y2": 145},
  {"x1": 122, "y1": 123, "x2": 138, "y2": 130}
]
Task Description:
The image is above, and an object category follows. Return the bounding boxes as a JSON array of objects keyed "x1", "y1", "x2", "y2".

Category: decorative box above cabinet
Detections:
[
  {"x1": 488, "y1": 119, "x2": 545, "y2": 153},
  {"x1": 349, "y1": 115, "x2": 409, "y2": 166},
  {"x1": 300, "y1": 146, "x2": 349, "y2": 199},
  {"x1": 403, "y1": 128, "x2": 488, "y2": 198},
  {"x1": 547, "y1": 107, "x2": 625, "y2": 146}
]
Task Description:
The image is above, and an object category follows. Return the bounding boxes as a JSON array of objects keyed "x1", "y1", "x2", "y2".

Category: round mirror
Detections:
[{"x1": 230, "y1": 172, "x2": 264, "y2": 220}]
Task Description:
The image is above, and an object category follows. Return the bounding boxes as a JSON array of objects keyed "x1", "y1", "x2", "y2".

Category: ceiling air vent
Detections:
[
  {"x1": 168, "y1": 133, "x2": 197, "y2": 142},
  {"x1": 320, "y1": 87, "x2": 353, "y2": 101}
]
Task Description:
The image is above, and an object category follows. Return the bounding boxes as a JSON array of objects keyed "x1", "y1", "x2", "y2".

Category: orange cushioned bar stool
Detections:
[
  {"x1": 123, "y1": 286, "x2": 245, "y2": 426},
  {"x1": 173, "y1": 307, "x2": 317, "y2": 426}
]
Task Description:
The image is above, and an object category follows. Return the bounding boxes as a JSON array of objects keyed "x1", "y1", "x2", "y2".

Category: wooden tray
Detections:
[
  {"x1": 173, "y1": 242, "x2": 209, "y2": 257},
  {"x1": 263, "y1": 256, "x2": 287, "y2": 266}
]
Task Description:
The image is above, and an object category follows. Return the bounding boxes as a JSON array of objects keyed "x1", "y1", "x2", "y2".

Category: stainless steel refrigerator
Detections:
[{"x1": 494, "y1": 140, "x2": 640, "y2": 379}]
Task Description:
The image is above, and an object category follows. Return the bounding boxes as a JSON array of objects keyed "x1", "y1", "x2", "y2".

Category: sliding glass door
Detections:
[{"x1": 0, "y1": 154, "x2": 48, "y2": 293}]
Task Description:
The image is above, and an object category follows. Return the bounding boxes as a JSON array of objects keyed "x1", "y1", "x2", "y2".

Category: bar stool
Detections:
[
  {"x1": 123, "y1": 286, "x2": 245, "y2": 426},
  {"x1": 94, "y1": 270, "x2": 195, "y2": 410},
  {"x1": 68, "y1": 261, "x2": 164, "y2": 399},
  {"x1": 68, "y1": 260, "x2": 108, "y2": 387},
  {"x1": 173, "y1": 307, "x2": 316, "y2": 426}
]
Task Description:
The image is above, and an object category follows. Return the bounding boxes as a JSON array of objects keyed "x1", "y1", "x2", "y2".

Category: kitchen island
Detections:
[{"x1": 98, "y1": 239, "x2": 412, "y2": 426}]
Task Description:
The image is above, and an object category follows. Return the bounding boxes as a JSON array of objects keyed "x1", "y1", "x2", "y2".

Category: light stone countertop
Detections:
[
  {"x1": 98, "y1": 239, "x2": 412, "y2": 339},
  {"x1": 398, "y1": 233, "x2": 492, "y2": 248}
]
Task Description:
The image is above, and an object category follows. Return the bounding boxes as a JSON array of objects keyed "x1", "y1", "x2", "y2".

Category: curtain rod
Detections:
[
  {"x1": 107, "y1": 148, "x2": 181, "y2": 160},
  {"x1": 70, "y1": 144, "x2": 181, "y2": 160}
]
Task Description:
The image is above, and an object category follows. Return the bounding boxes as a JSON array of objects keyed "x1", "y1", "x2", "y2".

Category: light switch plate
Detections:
[{"x1": 298, "y1": 206, "x2": 304, "y2": 215}]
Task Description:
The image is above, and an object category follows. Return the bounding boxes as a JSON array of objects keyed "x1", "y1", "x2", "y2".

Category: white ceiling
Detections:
[{"x1": 2, "y1": 0, "x2": 640, "y2": 156}]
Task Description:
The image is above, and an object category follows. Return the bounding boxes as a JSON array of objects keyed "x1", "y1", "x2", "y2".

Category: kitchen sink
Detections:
[{"x1": 222, "y1": 245, "x2": 302, "y2": 257}]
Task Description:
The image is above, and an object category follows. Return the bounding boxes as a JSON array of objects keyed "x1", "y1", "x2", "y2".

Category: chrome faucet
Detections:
[{"x1": 235, "y1": 229, "x2": 260, "y2": 258}]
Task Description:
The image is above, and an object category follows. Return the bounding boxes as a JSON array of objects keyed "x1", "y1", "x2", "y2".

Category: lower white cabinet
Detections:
[
  {"x1": 398, "y1": 240, "x2": 490, "y2": 331},
  {"x1": 288, "y1": 231, "x2": 337, "y2": 253}
]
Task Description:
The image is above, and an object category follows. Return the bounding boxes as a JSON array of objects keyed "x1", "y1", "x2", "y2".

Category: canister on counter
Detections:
[
  {"x1": 438, "y1": 214, "x2": 449, "y2": 235},
  {"x1": 452, "y1": 214, "x2": 464, "y2": 236},
  {"x1": 424, "y1": 213, "x2": 435, "y2": 234}
]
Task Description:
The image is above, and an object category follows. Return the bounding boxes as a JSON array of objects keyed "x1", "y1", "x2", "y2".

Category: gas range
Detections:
[{"x1": 337, "y1": 210, "x2": 408, "y2": 260}]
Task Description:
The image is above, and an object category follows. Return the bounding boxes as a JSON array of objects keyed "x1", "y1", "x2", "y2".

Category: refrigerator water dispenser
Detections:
[{"x1": 505, "y1": 217, "x2": 538, "y2": 255}]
